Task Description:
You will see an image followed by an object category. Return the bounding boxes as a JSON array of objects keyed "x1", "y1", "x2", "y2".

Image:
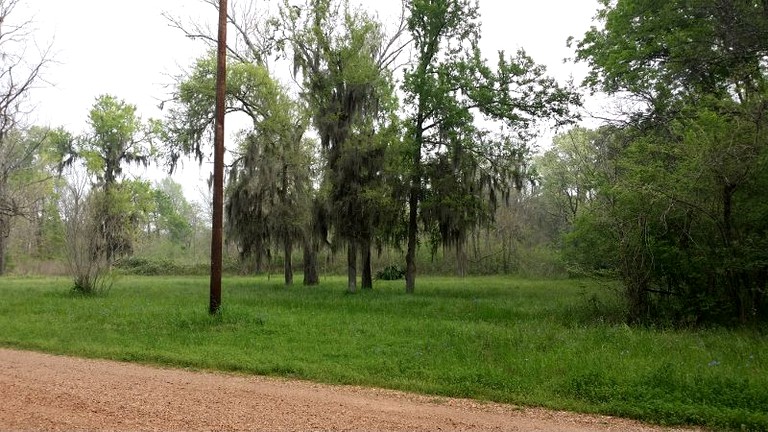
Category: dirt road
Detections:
[{"x1": 0, "y1": 348, "x2": 694, "y2": 431}]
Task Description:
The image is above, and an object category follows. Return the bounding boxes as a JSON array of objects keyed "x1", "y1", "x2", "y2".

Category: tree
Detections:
[
  {"x1": 83, "y1": 95, "x2": 153, "y2": 189},
  {"x1": 402, "y1": 0, "x2": 578, "y2": 292},
  {"x1": 227, "y1": 130, "x2": 313, "y2": 285},
  {"x1": 536, "y1": 127, "x2": 601, "y2": 235},
  {"x1": 571, "y1": 0, "x2": 768, "y2": 323},
  {"x1": 0, "y1": 0, "x2": 53, "y2": 275},
  {"x1": 60, "y1": 172, "x2": 112, "y2": 295},
  {"x1": 279, "y1": 0, "x2": 404, "y2": 292},
  {"x1": 167, "y1": 55, "x2": 315, "y2": 285},
  {"x1": 422, "y1": 130, "x2": 538, "y2": 277},
  {"x1": 573, "y1": 0, "x2": 768, "y2": 114},
  {"x1": 79, "y1": 95, "x2": 155, "y2": 262},
  {"x1": 225, "y1": 78, "x2": 312, "y2": 286},
  {"x1": 153, "y1": 178, "x2": 194, "y2": 246}
]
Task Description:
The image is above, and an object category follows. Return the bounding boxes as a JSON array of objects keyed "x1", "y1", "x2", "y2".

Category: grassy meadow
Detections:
[{"x1": 0, "y1": 275, "x2": 766, "y2": 430}]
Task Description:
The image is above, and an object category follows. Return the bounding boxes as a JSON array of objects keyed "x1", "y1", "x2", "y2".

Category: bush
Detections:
[
  {"x1": 376, "y1": 265, "x2": 405, "y2": 280},
  {"x1": 114, "y1": 257, "x2": 181, "y2": 276},
  {"x1": 61, "y1": 181, "x2": 113, "y2": 296},
  {"x1": 113, "y1": 256, "x2": 241, "y2": 276}
]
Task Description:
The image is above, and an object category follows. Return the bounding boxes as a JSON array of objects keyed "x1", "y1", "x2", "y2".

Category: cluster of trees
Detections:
[
  {"x1": 0, "y1": 1, "x2": 211, "y2": 285},
  {"x1": 0, "y1": 0, "x2": 51, "y2": 275},
  {"x1": 164, "y1": 0, "x2": 578, "y2": 293},
  {"x1": 1, "y1": 83, "x2": 204, "y2": 285},
  {"x1": 3, "y1": 0, "x2": 766, "y2": 325},
  {"x1": 538, "y1": 0, "x2": 768, "y2": 325}
]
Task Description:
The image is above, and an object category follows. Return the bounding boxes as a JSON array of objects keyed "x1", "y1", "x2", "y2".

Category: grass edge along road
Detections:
[{"x1": 0, "y1": 275, "x2": 766, "y2": 430}]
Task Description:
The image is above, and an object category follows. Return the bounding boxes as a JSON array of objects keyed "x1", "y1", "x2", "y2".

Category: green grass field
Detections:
[{"x1": 0, "y1": 275, "x2": 766, "y2": 430}]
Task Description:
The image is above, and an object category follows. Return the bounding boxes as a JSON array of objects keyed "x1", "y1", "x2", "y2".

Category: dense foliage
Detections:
[{"x1": 557, "y1": 0, "x2": 768, "y2": 325}]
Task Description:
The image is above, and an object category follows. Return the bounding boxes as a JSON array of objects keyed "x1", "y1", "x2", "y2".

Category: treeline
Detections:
[
  {"x1": 549, "y1": 0, "x2": 768, "y2": 325},
  {"x1": 1, "y1": 0, "x2": 577, "y2": 292},
  {"x1": 2, "y1": 0, "x2": 767, "y2": 326}
]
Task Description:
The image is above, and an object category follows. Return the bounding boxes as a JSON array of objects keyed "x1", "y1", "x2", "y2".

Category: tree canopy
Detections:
[{"x1": 565, "y1": 0, "x2": 768, "y2": 324}]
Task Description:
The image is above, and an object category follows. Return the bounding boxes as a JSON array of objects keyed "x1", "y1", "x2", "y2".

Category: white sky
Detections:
[{"x1": 26, "y1": 0, "x2": 601, "y2": 200}]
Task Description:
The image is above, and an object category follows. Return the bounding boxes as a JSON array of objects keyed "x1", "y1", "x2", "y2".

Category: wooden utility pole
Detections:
[{"x1": 209, "y1": 0, "x2": 228, "y2": 314}]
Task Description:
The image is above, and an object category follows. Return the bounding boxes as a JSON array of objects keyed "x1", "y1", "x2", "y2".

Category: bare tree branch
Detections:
[{"x1": 0, "y1": 0, "x2": 54, "y2": 274}]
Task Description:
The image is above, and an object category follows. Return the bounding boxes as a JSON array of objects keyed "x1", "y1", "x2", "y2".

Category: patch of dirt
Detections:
[{"x1": 0, "y1": 348, "x2": 696, "y2": 431}]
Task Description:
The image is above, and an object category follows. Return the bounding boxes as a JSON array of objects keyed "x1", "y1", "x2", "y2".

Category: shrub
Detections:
[
  {"x1": 115, "y1": 257, "x2": 180, "y2": 276},
  {"x1": 61, "y1": 180, "x2": 113, "y2": 295},
  {"x1": 376, "y1": 265, "x2": 405, "y2": 280}
]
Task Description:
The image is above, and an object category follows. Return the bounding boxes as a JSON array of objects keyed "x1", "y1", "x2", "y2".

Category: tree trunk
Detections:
[
  {"x1": 405, "y1": 191, "x2": 418, "y2": 293},
  {"x1": 722, "y1": 184, "x2": 736, "y2": 247},
  {"x1": 627, "y1": 281, "x2": 649, "y2": 323},
  {"x1": 303, "y1": 237, "x2": 319, "y2": 286},
  {"x1": 362, "y1": 239, "x2": 372, "y2": 290},
  {"x1": 406, "y1": 128, "x2": 422, "y2": 294},
  {"x1": 347, "y1": 242, "x2": 357, "y2": 293},
  {"x1": 456, "y1": 240, "x2": 467, "y2": 278},
  {"x1": 0, "y1": 215, "x2": 9, "y2": 276},
  {"x1": 283, "y1": 236, "x2": 293, "y2": 286},
  {"x1": 722, "y1": 184, "x2": 747, "y2": 322},
  {"x1": 502, "y1": 234, "x2": 509, "y2": 274},
  {"x1": 254, "y1": 248, "x2": 263, "y2": 274}
]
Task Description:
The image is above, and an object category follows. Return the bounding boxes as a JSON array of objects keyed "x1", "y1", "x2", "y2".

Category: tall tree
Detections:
[
  {"x1": 279, "y1": 0, "x2": 404, "y2": 292},
  {"x1": 80, "y1": 95, "x2": 155, "y2": 261},
  {"x1": 225, "y1": 76, "x2": 312, "y2": 286},
  {"x1": 402, "y1": 0, "x2": 578, "y2": 292},
  {"x1": 167, "y1": 56, "x2": 314, "y2": 285}
]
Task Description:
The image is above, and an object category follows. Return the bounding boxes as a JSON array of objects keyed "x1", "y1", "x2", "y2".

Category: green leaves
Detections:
[
  {"x1": 573, "y1": 0, "x2": 768, "y2": 102},
  {"x1": 83, "y1": 95, "x2": 154, "y2": 187},
  {"x1": 403, "y1": 0, "x2": 580, "y2": 278},
  {"x1": 88, "y1": 95, "x2": 140, "y2": 147},
  {"x1": 566, "y1": 0, "x2": 768, "y2": 323},
  {"x1": 166, "y1": 55, "x2": 286, "y2": 168}
]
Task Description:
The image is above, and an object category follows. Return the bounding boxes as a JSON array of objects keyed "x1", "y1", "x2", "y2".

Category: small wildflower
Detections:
[{"x1": 708, "y1": 360, "x2": 720, "y2": 367}]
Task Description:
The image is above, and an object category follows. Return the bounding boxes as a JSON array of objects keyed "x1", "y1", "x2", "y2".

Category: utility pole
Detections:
[{"x1": 210, "y1": 0, "x2": 228, "y2": 314}]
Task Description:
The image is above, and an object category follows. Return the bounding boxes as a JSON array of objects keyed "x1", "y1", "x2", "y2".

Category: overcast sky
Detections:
[{"x1": 26, "y1": 0, "x2": 600, "y2": 199}]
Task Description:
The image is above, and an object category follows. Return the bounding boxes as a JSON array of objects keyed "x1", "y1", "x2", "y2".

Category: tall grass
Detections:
[{"x1": 0, "y1": 275, "x2": 765, "y2": 430}]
